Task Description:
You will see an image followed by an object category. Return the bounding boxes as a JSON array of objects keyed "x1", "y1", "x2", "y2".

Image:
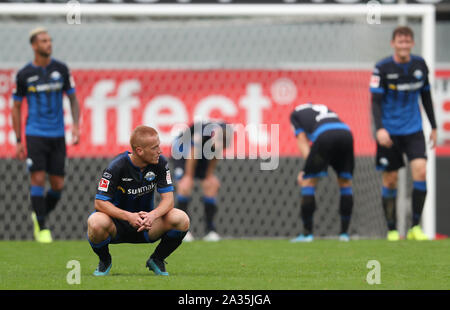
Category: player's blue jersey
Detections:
[
  {"x1": 12, "y1": 58, "x2": 75, "y2": 138},
  {"x1": 289, "y1": 103, "x2": 351, "y2": 142},
  {"x1": 369, "y1": 55, "x2": 430, "y2": 135},
  {"x1": 95, "y1": 152, "x2": 174, "y2": 213}
]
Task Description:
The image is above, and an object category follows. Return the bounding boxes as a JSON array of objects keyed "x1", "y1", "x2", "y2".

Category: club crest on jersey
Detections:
[
  {"x1": 144, "y1": 171, "x2": 156, "y2": 182},
  {"x1": 413, "y1": 69, "x2": 423, "y2": 80},
  {"x1": 50, "y1": 71, "x2": 61, "y2": 80}
]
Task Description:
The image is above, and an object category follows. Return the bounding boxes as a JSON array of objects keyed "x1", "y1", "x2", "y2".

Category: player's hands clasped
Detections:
[
  {"x1": 136, "y1": 211, "x2": 157, "y2": 232},
  {"x1": 127, "y1": 212, "x2": 144, "y2": 229}
]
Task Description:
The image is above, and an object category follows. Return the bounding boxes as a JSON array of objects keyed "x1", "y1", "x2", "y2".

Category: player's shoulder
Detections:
[
  {"x1": 157, "y1": 155, "x2": 170, "y2": 168},
  {"x1": 374, "y1": 56, "x2": 394, "y2": 70},
  {"x1": 15, "y1": 62, "x2": 35, "y2": 79},
  {"x1": 410, "y1": 54, "x2": 428, "y2": 67},
  {"x1": 105, "y1": 151, "x2": 129, "y2": 171},
  {"x1": 50, "y1": 58, "x2": 70, "y2": 72}
]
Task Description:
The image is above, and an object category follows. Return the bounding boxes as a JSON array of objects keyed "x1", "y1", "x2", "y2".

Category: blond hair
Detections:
[
  {"x1": 130, "y1": 125, "x2": 158, "y2": 151},
  {"x1": 29, "y1": 27, "x2": 48, "y2": 44}
]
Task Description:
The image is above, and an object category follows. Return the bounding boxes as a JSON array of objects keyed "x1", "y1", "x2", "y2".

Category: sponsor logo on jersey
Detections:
[
  {"x1": 28, "y1": 82, "x2": 63, "y2": 93},
  {"x1": 98, "y1": 178, "x2": 110, "y2": 192},
  {"x1": 127, "y1": 183, "x2": 155, "y2": 195},
  {"x1": 36, "y1": 82, "x2": 63, "y2": 92},
  {"x1": 102, "y1": 172, "x2": 112, "y2": 179},
  {"x1": 26, "y1": 75, "x2": 39, "y2": 83},
  {"x1": 396, "y1": 81, "x2": 424, "y2": 91},
  {"x1": 386, "y1": 73, "x2": 399, "y2": 79},
  {"x1": 121, "y1": 178, "x2": 133, "y2": 182}
]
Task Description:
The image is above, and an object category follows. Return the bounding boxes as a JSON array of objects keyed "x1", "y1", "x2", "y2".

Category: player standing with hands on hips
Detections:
[
  {"x1": 11, "y1": 27, "x2": 80, "y2": 243},
  {"x1": 370, "y1": 26, "x2": 437, "y2": 241}
]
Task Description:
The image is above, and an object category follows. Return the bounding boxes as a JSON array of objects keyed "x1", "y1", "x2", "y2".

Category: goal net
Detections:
[{"x1": 0, "y1": 4, "x2": 436, "y2": 240}]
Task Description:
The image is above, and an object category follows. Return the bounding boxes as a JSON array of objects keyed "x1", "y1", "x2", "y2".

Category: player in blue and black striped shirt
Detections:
[
  {"x1": 87, "y1": 126, "x2": 189, "y2": 276},
  {"x1": 11, "y1": 27, "x2": 80, "y2": 243},
  {"x1": 290, "y1": 103, "x2": 355, "y2": 242},
  {"x1": 370, "y1": 26, "x2": 437, "y2": 241}
]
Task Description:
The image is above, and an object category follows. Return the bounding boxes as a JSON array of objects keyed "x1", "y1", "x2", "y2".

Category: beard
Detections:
[{"x1": 37, "y1": 48, "x2": 51, "y2": 58}]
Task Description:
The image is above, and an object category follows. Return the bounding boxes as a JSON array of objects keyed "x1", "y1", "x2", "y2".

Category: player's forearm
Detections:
[
  {"x1": 298, "y1": 144, "x2": 310, "y2": 158},
  {"x1": 11, "y1": 102, "x2": 22, "y2": 140},
  {"x1": 421, "y1": 90, "x2": 437, "y2": 129},
  {"x1": 95, "y1": 199, "x2": 131, "y2": 221},
  {"x1": 296, "y1": 133, "x2": 310, "y2": 158},
  {"x1": 152, "y1": 193, "x2": 174, "y2": 219},
  {"x1": 371, "y1": 93, "x2": 384, "y2": 130},
  {"x1": 68, "y1": 94, "x2": 80, "y2": 126}
]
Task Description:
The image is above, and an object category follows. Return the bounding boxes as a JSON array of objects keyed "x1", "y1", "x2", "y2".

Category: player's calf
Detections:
[
  {"x1": 87, "y1": 212, "x2": 115, "y2": 275},
  {"x1": 146, "y1": 209, "x2": 189, "y2": 276}
]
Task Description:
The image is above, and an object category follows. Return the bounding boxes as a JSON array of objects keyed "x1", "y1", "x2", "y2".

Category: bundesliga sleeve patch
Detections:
[
  {"x1": 166, "y1": 170, "x2": 172, "y2": 185},
  {"x1": 370, "y1": 75, "x2": 380, "y2": 88},
  {"x1": 98, "y1": 178, "x2": 110, "y2": 192}
]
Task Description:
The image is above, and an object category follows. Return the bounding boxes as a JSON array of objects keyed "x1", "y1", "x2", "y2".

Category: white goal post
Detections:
[{"x1": 0, "y1": 3, "x2": 436, "y2": 239}]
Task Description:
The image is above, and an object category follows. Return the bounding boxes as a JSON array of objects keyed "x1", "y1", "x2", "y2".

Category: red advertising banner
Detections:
[{"x1": 1, "y1": 69, "x2": 449, "y2": 158}]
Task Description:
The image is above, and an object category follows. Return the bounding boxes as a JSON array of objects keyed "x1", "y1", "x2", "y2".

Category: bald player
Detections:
[{"x1": 87, "y1": 125, "x2": 190, "y2": 276}]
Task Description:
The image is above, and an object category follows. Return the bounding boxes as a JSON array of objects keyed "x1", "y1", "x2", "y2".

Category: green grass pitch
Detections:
[{"x1": 0, "y1": 239, "x2": 449, "y2": 290}]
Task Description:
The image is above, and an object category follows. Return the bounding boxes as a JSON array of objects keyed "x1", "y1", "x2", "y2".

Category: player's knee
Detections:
[
  {"x1": 87, "y1": 212, "x2": 110, "y2": 234},
  {"x1": 30, "y1": 171, "x2": 46, "y2": 186},
  {"x1": 177, "y1": 181, "x2": 193, "y2": 196},
  {"x1": 412, "y1": 164, "x2": 427, "y2": 181},
  {"x1": 383, "y1": 171, "x2": 398, "y2": 188},
  {"x1": 166, "y1": 208, "x2": 190, "y2": 231},
  {"x1": 202, "y1": 175, "x2": 220, "y2": 194}
]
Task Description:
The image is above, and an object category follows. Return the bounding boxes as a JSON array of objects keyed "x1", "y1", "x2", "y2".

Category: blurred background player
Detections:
[
  {"x1": 171, "y1": 119, "x2": 232, "y2": 242},
  {"x1": 87, "y1": 125, "x2": 189, "y2": 276},
  {"x1": 370, "y1": 26, "x2": 437, "y2": 241},
  {"x1": 289, "y1": 103, "x2": 354, "y2": 242},
  {"x1": 11, "y1": 27, "x2": 80, "y2": 243}
]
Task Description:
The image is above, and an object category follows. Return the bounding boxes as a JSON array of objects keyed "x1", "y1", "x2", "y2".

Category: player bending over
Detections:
[
  {"x1": 172, "y1": 120, "x2": 232, "y2": 242},
  {"x1": 289, "y1": 103, "x2": 355, "y2": 242}
]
